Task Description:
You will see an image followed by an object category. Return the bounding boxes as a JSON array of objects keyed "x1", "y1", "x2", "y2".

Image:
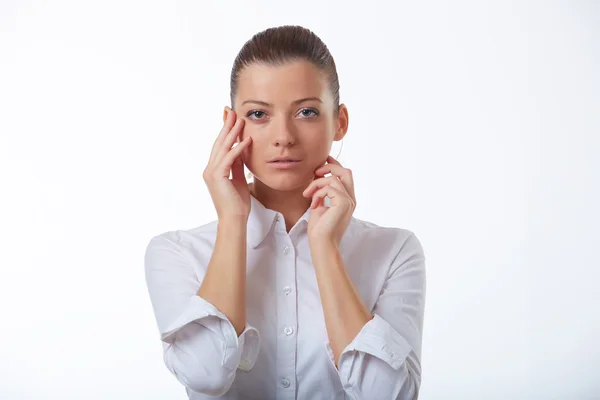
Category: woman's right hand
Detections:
[{"x1": 203, "y1": 107, "x2": 253, "y2": 221}]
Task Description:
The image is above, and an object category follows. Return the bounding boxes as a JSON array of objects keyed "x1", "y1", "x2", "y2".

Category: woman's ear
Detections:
[
  {"x1": 223, "y1": 106, "x2": 231, "y2": 124},
  {"x1": 334, "y1": 104, "x2": 349, "y2": 141}
]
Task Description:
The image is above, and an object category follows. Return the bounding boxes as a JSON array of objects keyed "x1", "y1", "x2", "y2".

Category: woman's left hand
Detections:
[{"x1": 303, "y1": 155, "x2": 356, "y2": 249}]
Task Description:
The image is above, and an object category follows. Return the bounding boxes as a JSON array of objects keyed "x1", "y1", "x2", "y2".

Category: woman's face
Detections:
[{"x1": 229, "y1": 60, "x2": 348, "y2": 192}]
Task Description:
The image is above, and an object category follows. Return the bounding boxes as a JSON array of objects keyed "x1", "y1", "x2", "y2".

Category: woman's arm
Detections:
[
  {"x1": 311, "y1": 244, "x2": 373, "y2": 366},
  {"x1": 144, "y1": 226, "x2": 259, "y2": 396},
  {"x1": 198, "y1": 217, "x2": 248, "y2": 336},
  {"x1": 311, "y1": 231, "x2": 426, "y2": 400}
]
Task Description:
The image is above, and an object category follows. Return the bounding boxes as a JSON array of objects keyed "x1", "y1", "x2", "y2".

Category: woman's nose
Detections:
[
  {"x1": 274, "y1": 137, "x2": 295, "y2": 147},
  {"x1": 271, "y1": 118, "x2": 296, "y2": 147}
]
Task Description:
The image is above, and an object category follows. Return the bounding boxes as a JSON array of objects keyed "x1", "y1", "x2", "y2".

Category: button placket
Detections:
[{"x1": 275, "y1": 233, "x2": 297, "y2": 396}]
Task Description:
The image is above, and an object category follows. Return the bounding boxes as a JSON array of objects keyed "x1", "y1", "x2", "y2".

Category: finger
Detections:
[
  {"x1": 209, "y1": 109, "x2": 237, "y2": 165},
  {"x1": 326, "y1": 155, "x2": 342, "y2": 166},
  {"x1": 303, "y1": 176, "x2": 345, "y2": 198},
  {"x1": 217, "y1": 117, "x2": 245, "y2": 162},
  {"x1": 213, "y1": 118, "x2": 244, "y2": 163},
  {"x1": 217, "y1": 136, "x2": 252, "y2": 178},
  {"x1": 313, "y1": 163, "x2": 355, "y2": 199},
  {"x1": 310, "y1": 184, "x2": 346, "y2": 209},
  {"x1": 314, "y1": 162, "x2": 345, "y2": 177},
  {"x1": 216, "y1": 108, "x2": 236, "y2": 146}
]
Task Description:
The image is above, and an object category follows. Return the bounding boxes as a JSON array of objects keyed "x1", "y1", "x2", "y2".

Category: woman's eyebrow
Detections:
[{"x1": 241, "y1": 97, "x2": 323, "y2": 107}]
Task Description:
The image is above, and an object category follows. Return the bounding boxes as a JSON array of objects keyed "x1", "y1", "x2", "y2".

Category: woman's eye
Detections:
[
  {"x1": 247, "y1": 110, "x2": 266, "y2": 119},
  {"x1": 246, "y1": 109, "x2": 318, "y2": 120},
  {"x1": 299, "y1": 108, "x2": 319, "y2": 118}
]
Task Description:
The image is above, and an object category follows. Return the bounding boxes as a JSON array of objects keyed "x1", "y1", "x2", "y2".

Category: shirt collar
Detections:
[{"x1": 247, "y1": 195, "x2": 312, "y2": 249}]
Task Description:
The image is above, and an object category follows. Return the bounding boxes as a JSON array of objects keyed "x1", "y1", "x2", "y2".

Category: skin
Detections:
[
  {"x1": 201, "y1": 60, "x2": 372, "y2": 366},
  {"x1": 228, "y1": 60, "x2": 348, "y2": 231}
]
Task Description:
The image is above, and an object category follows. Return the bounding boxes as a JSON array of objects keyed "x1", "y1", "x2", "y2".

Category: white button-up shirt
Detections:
[{"x1": 145, "y1": 195, "x2": 426, "y2": 399}]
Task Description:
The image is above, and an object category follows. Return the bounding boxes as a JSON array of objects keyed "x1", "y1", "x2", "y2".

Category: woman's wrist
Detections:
[
  {"x1": 309, "y1": 235, "x2": 338, "y2": 254},
  {"x1": 218, "y1": 216, "x2": 248, "y2": 232}
]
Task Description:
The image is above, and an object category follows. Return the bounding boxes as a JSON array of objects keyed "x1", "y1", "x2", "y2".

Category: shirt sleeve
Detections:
[
  {"x1": 144, "y1": 234, "x2": 261, "y2": 396},
  {"x1": 326, "y1": 231, "x2": 426, "y2": 400}
]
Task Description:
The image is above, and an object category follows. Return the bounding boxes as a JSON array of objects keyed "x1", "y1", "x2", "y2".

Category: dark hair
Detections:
[{"x1": 229, "y1": 25, "x2": 340, "y2": 114}]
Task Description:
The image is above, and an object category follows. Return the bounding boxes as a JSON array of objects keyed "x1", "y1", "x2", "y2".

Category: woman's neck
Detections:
[{"x1": 249, "y1": 180, "x2": 312, "y2": 232}]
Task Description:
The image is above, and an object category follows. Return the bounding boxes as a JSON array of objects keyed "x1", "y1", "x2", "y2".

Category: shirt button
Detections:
[
  {"x1": 283, "y1": 286, "x2": 292, "y2": 295},
  {"x1": 239, "y1": 359, "x2": 250, "y2": 370},
  {"x1": 284, "y1": 326, "x2": 294, "y2": 336},
  {"x1": 281, "y1": 378, "x2": 290, "y2": 388},
  {"x1": 283, "y1": 245, "x2": 291, "y2": 255}
]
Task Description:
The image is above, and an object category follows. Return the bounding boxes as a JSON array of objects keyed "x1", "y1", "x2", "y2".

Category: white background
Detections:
[{"x1": 1, "y1": 1, "x2": 598, "y2": 399}]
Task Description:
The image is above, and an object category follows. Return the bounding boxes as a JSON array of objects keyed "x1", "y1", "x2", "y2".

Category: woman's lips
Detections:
[{"x1": 267, "y1": 160, "x2": 301, "y2": 169}]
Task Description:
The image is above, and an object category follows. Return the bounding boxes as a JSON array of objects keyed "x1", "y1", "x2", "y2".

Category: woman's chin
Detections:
[{"x1": 253, "y1": 172, "x2": 313, "y2": 192}]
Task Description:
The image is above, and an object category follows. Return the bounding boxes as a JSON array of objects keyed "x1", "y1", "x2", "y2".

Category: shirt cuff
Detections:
[
  {"x1": 233, "y1": 326, "x2": 260, "y2": 372},
  {"x1": 328, "y1": 313, "x2": 413, "y2": 372},
  {"x1": 160, "y1": 295, "x2": 261, "y2": 372}
]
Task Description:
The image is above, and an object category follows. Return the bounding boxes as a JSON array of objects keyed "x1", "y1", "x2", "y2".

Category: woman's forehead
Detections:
[{"x1": 236, "y1": 61, "x2": 330, "y2": 104}]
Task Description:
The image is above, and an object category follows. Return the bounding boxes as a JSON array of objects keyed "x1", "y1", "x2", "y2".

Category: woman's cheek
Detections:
[
  {"x1": 241, "y1": 140, "x2": 256, "y2": 171},
  {"x1": 241, "y1": 145, "x2": 251, "y2": 163}
]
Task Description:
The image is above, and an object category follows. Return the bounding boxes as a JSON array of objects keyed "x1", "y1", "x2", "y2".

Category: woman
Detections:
[{"x1": 145, "y1": 25, "x2": 426, "y2": 400}]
